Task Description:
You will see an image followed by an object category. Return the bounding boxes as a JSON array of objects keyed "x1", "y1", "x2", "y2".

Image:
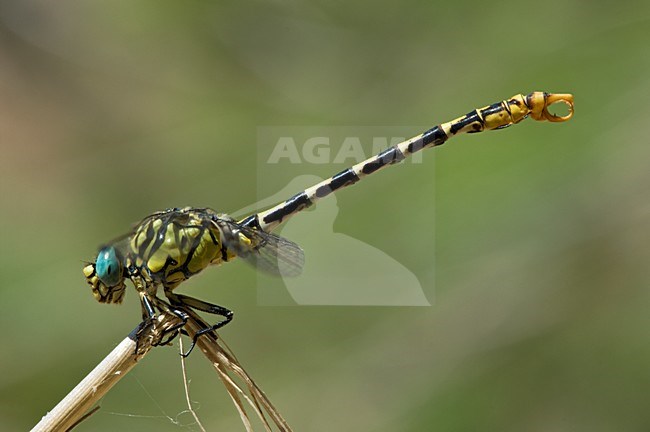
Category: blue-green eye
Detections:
[{"x1": 95, "y1": 246, "x2": 123, "y2": 287}]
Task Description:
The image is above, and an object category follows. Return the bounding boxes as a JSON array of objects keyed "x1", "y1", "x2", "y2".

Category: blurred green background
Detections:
[{"x1": 2, "y1": 1, "x2": 649, "y2": 431}]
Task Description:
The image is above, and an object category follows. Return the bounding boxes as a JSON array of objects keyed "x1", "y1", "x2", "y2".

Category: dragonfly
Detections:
[{"x1": 83, "y1": 91, "x2": 574, "y2": 352}]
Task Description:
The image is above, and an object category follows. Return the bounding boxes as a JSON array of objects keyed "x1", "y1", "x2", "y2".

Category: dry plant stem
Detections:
[
  {"x1": 184, "y1": 316, "x2": 293, "y2": 432},
  {"x1": 31, "y1": 327, "x2": 145, "y2": 432},
  {"x1": 179, "y1": 337, "x2": 207, "y2": 432},
  {"x1": 32, "y1": 315, "x2": 182, "y2": 432}
]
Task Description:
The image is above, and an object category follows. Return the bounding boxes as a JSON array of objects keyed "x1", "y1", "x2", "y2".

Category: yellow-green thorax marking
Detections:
[
  {"x1": 130, "y1": 208, "x2": 234, "y2": 287},
  {"x1": 83, "y1": 208, "x2": 244, "y2": 304}
]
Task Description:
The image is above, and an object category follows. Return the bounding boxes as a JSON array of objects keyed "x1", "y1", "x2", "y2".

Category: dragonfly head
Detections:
[{"x1": 83, "y1": 246, "x2": 126, "y2": 304}]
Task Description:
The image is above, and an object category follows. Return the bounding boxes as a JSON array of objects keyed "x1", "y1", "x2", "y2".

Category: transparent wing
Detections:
[
  {"x1": 98, "y1": 209, "x2": 179, "y2": 258},
  {"x1": 98, "y1": 231, "x2": 134, "y2": 258},
  {"x1": 219, "y1": 220, "x2": 305, "y2": 278}
]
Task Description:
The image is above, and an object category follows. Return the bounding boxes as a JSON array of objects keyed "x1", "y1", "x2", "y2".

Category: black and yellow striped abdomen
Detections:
[
  {"x1": 130, "y1": 208, "x2": 230, "y2": 287},
  {"x1": 243, "y1": 92, "x2": 574, "y2": 232}
]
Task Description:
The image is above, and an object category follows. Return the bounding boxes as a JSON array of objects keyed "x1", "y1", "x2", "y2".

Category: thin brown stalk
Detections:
[
  {"x1": 179, "y1": 338, "x2": 207, "y2": 432},
  {"x1": 183, "y1": 311, "x2": 293, "y2": 432}
]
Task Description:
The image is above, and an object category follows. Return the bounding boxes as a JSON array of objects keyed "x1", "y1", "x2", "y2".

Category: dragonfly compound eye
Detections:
[{"x1": 95, "y1": 246, "x2": 124, "y2": 287}]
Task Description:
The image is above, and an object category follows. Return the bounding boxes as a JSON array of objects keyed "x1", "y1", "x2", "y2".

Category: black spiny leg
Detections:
[
  {"x1": 149, "y1": 295, "x2": 191, "y2": 346},
  {"x1": 155, "y1": 307, "x2": 190, "y2": 347},
  {"x1": 140, "y1": 292, "x2": 156, "y2": 321},
  {"x1": 165, "y1": 292, "x2": 233, "y2": 357},
  {"x1": 135, "y1": 294, "x2": 189, "y2": 352},
  {"x1": 134, "y1": 294, "x2": 157, "y2": 354}
]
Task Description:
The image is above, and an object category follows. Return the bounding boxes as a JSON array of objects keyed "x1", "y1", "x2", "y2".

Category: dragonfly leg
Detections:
[
  {"x1": 165, "y1": 292, "x2": 233, "y2": 357},
  {"x1": 139, "y1": 291, "x2": 156, "y2": 321},
  {"x1": 134, "y1": 293, "x2": 189, "y2": 352},
  {"x1": 156, "y1": 307, "x2": 190, "y2": 347},
  {"x1": 148, "y1": 295, "x2": 192, "y2": 346}
]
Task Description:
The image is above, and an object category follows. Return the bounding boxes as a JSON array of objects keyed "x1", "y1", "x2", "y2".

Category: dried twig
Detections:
[
  {"x1": 31, "y1": 308, "x2": 292, "y2": 431},
  {"x1": 179, "y1": 337, "x2": 207, "y2": 432},
  {"x1": 31, "y1": 314, "x2": 184, "y2": 432},
  {"x1": 182, "y1": 310, "x2": 293, "y2": 432}
]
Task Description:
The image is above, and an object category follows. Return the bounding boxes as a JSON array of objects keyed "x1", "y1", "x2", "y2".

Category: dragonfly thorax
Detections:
[
  {"x1": 129, "y1": 208, "x2": 234, "y2": 287},
  {"x1": 83, "y1": 208, "x2": 233, "y2": 304},
  {"x1": 83, "y1": 207, "x2": 305, "y2": 305}
]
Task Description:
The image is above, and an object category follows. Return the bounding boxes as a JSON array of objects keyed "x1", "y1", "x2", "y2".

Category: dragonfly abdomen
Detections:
[{"x1": 243, "y1": 92, "x2": 574, "y2": 232}]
